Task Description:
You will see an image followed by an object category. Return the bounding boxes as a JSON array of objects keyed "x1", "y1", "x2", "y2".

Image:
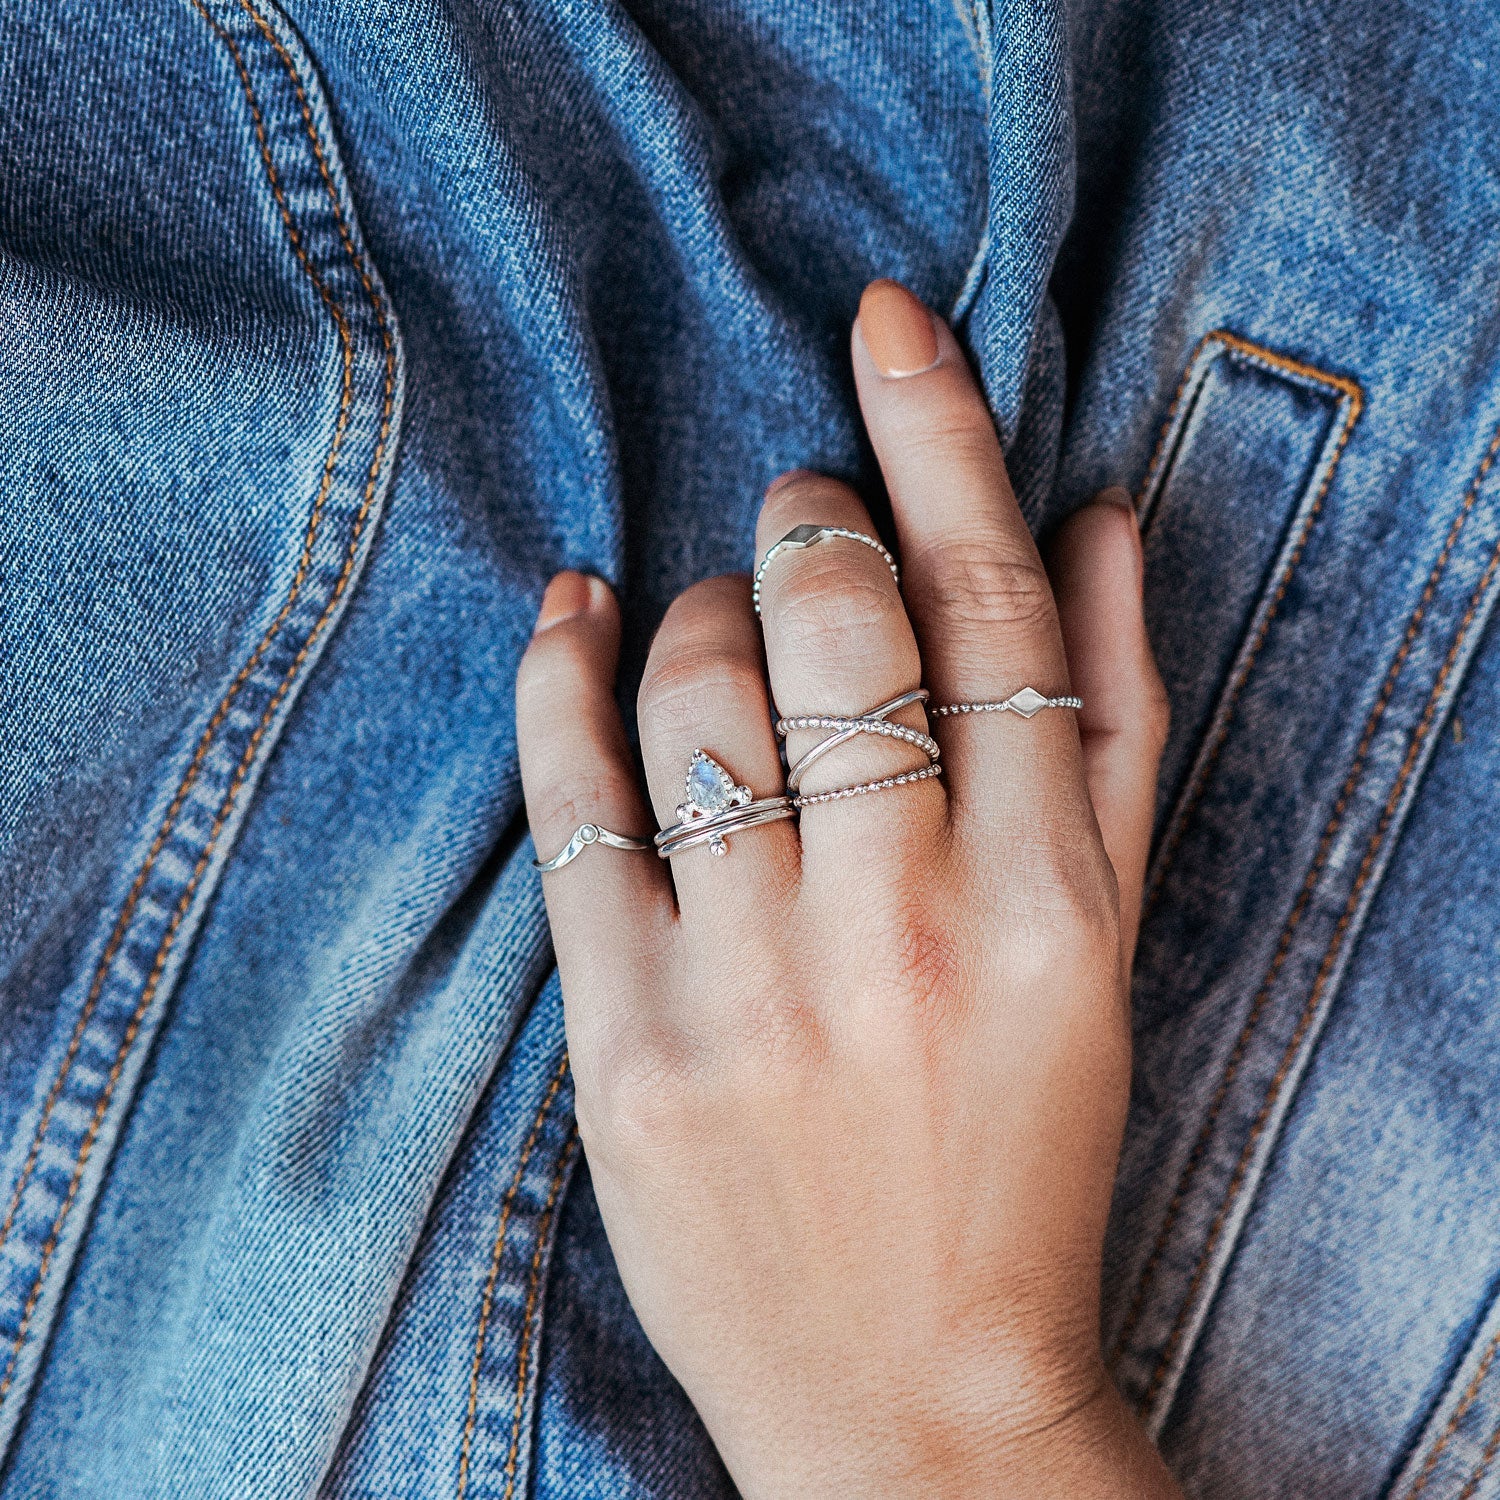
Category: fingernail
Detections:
[
  {"x1": 1098, "y1": 486, "x2": 1145, "y2": 592},
  {"x1": 766, "y1": 467, "x2": 814, "y2": 498},
  {"x1": 858, "y1": 279, "x2": 941, "y2": 378},
  {"x1": 534, "y1": 570, "x2": 595, "y2": 633}
]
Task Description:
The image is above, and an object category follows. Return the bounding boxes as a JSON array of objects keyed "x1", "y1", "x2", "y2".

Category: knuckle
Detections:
[
  {"x1": 722, "y1": 984, "x2": 829, "y2": 1073},
  {"x1": 638, "y1": 649, "x2": 766, "y2": 740},
  {"x1": 897, "y1": 410, "x2": 1001, "y2": 475},
  {"x1": 772, "y1": 552, "x2": 902, "y2": 656},
  {"x1": 579, "y1": 1023, "x2": 711, "y2": 1161},
  {"x1": 925, "y1": 541, "x2": 1056, "y2": 634},
  {"x1": 883, "y1": 908, "x2": 974, "y2": 1038},
  {"x1": 1018, "y1": 837, "x2": 1121, "y2": 967},
  {"x1": 515, "y1": 628, "x2": 593, "y2": 712}
]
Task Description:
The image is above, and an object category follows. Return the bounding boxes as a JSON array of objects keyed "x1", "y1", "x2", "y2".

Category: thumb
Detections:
[{"x1": 1047, "y1": 491, "x2": 1169, "y2": 971}]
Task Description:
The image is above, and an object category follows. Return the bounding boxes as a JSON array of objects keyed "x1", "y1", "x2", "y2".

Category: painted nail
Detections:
[
  {"x1": 766, "y1": 467, "x2": 815, "y2": 498},
  {"x1": 1098, "y1": 486, "x2": 1144, "y2": 592},
  {"x1": 534, "y1": 570, "x2": 595, "y2": 633},
  {"x1": 858, "y1": 279, "x2": 940, "y2": 378}
]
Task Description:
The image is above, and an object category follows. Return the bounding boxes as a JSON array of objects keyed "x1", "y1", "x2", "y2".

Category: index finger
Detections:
[{"x1": 851, "y1": 280, "x2": 1089, "y2": 838}]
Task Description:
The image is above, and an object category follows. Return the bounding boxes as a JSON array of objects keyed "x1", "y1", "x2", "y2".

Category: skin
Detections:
[{"x1": 515, "y1": 281, "x2": 1182, "y2": 1498}]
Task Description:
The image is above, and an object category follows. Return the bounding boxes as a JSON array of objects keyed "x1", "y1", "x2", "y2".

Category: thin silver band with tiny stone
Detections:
[
  {"x1": 930, "y1": 688, "x2": 1083, "y2": 719},
  {"x1": 752, "y1": 524, "x2": 900, "y2": 616},
  {"x1": 654, "y1": 749, "x2": 795, "y2": 858},
  {"x1": 532, "y1": 823, "x2": 652, "y2": 872}
]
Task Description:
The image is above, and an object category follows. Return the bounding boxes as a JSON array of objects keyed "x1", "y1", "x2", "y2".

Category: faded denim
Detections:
[{"x1": 1, "y1": 1, "x2": 1498, "y2": 1496}]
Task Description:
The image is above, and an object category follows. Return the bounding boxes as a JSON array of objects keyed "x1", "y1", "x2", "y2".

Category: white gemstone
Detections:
[
  {"x1": 1006, "y1": 687, "x2": 1049, "y2": 718},
  {"x1": 685, "y1": 752, "x2": 734, "y2": 812}
]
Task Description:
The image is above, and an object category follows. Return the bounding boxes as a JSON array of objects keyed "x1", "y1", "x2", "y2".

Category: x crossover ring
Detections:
[
  {"x1": 775, "y1": 687, "x2": 943, "y2": 807},
  {"x1": 930, "y1": 688, "x2": 1083, "y2": 718},
  {"x1": 654, "y1": 750, "x2": 795, "y2": 858},
  {"x1": 776, "y1": 688, "x2": 938, "y2": 792},
  {"x1": 533, "y1": 823, "x2": 652, "y2": 872},
  {"x1": 752, "y1": 524, "x2": 900, "y2": 616}
]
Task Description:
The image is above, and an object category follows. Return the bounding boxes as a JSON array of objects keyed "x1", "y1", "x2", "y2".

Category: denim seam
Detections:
[
  {"x1": 1397, "y1": 537, "x2": 1500, "y2": 1500},
  {"x1": 1405, "y1": 1334, "x2": 1500, "y2": 1498},
  {"x1": 0, "y1": 0, "x2": 360, "y2": 1278},
  {"x1": 501, "y1": 1127, "x2": 581, "y2": 1499},
  {"x1": 948, "y1": 0, "x2": 990, "y2": 327},
  {"x1": 1135, "y1": 330, "x2": 1363, "y2": 917},
  {"x1": 1116, "y1": 413, "x2": 1500, "y2": 1417},
  {"x1": 1458, "y1": 1423, "x2": 1500, "y2": 1500},
  {"x1": 457, "y1": 1053, "x2": 571, "y2": 1500},
  {"x1": 0, "y1": 0, "x2": 398, "y2": 1413}
]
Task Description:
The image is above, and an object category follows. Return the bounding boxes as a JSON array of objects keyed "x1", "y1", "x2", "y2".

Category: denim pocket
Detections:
[{"x1": 1138, "y1": 330, "x2": 1363, "y2": 849}]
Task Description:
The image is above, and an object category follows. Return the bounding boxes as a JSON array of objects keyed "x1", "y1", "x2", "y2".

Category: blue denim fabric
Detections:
[{"x1": 2, "y1": 0, "x2": 1499, "y2": 1495}]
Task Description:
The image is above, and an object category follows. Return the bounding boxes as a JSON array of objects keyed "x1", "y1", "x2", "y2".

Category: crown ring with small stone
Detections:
[{"x1": 653, "y1": 750, "x2": 796, "y2": 858}]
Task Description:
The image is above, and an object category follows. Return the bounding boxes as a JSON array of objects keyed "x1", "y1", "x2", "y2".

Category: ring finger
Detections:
[{"x1": 637, "y1": 574, "x2": 799, "y2": 914}]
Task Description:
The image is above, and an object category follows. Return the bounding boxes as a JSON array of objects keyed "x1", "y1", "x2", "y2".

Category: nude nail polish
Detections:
[
  {"x1": 858, "y1": 279, "x2": 940, "y2": 378},
  {"x1": 1098, "y1": 486, "x2": 1144, "y2": 593},
  {"x1": 534, "y1": 570, "x2": 594, "y2": 632}
]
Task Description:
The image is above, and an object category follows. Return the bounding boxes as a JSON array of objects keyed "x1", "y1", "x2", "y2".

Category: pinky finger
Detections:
[
  {"x1": 1048, "y1": 494, "x2": 1171, "y2": 971},
  {"x1": 516, "y1": 573, "x2": 674, "y2": 983}
]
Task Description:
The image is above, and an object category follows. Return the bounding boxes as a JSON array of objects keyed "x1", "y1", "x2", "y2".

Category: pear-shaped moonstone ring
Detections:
[{"x1": 653, "y1": 750, "x2": 795, "y2": 858}]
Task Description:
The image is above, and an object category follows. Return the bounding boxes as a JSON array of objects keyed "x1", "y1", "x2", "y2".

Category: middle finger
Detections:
[{"x1": 754, "y1": 471, "x2": 947, "y2": 881}]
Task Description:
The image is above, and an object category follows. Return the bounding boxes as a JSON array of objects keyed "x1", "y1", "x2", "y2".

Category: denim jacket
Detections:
[{"x1": 2, "y1": 1, "x2": 1498, "y2": 1495}]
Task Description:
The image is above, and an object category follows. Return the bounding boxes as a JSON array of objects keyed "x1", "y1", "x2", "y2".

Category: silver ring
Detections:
[
  {"x1": 752, "y1": 524, "x2": 900, "y2": 616},
  {"x1": 792, "y1": 763, "x2": 943, "y2": 808},
  {"x1": 654, "y1": 750, "x2": 795, "y2": 858},
  {"x1": 532, "y1": 823, "x2": 652, "y2": 873},
  {"x1": 929, "y1": 688, "x2": 1082, "y2": 719},
  {"x1": 776, "y1": 688, "x2": 936, "y2": 792},
  {"x1": 774, "y1": 688, "x2": 942, "y2": 806}
]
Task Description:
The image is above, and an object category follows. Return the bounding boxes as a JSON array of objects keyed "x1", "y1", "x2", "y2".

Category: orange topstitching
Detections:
[
  {"x1": 1138, "y1": 330, "x2": 1363, "y2": 916},
  {"x1": 501, "y1": 1128, "x2": 580, "y2": 1500},
  {"x1": 1116, "y1": 416, "x2": 1500, "y2": 1418},
  {"x1": 0, "y1": 0, "x2": 396, "y2": 1410},
  {"x1": 456, "y1": 1054, "x2": 571, "y2": 1500},
  {"x1": 0, "y1": 0, "x2": 358, "y2": 1271}
]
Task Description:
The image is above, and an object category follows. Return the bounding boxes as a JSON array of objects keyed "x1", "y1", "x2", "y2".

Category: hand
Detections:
[{"x1": 515, "y1": 280, "x2": 1179, "y2": 1498}]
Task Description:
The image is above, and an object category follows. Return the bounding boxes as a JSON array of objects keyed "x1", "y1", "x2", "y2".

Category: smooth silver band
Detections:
[
  {"x1": 752, "y1": 524, "x2": 900, "y2": 616},
  {"x1": 777, "y1": 688, "x2": 935, "y2": 792},
  {"x1": 930, "y1": 688, "x2": 1083, "y2": 719},
  {"x1": 532, "y1": 823, "x2": 652, "y2": 872},
  {"x1": 655, "y1": 798, "x2": 796, "y2": 858}
]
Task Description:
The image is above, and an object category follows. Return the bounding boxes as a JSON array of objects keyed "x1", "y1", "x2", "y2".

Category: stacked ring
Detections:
[
  {"x1": 752, "y1": 524, "x2": 900, "y2": 617},
  {"x1": 653, "y1": 750, "x2": 795, "y2": 858},
  {"x1": 774, "y1": 687, "x2": 941, "y2": 808},
  {"x1": 930, "y1": 688, "x2": 1082, "y2": 718}
]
